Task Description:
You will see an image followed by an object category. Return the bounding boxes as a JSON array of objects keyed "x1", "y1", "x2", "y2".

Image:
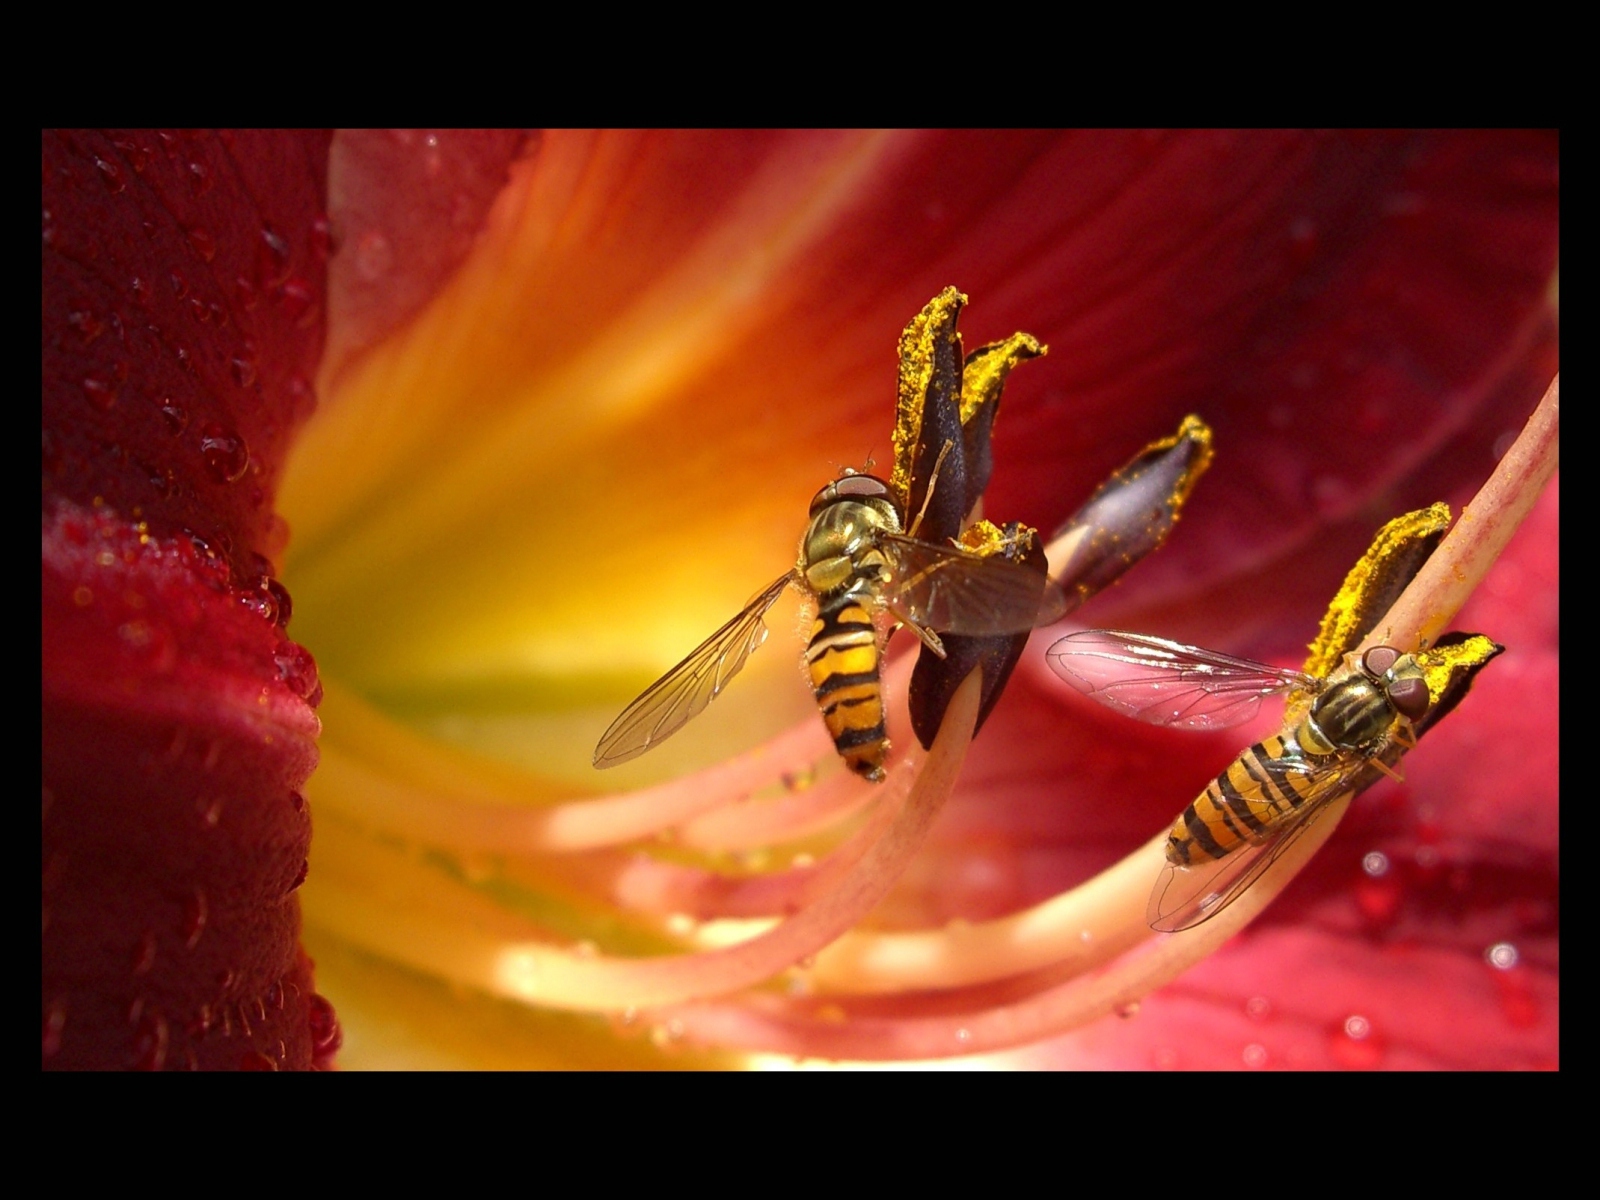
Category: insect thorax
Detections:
[
  {"x1": 1300, "y1": 654, "x2": 1424, "y2": 756},
  {"x1": 800, "y1": 495, "x2": 902, "y2": 596}
]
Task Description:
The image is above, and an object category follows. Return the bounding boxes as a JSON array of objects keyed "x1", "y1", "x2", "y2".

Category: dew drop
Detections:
[
  {"x1": 1245, "y1": 995, "x2": 1272, "y2": 1022},
  {"x1": 308, "y1": 992, "x2": 342, "y2": 1056},
  {"x1": 264, "y1": 577, "x2": 293, "y2": 628},
  {"x1": 649, "y1": 1019, "x2": 686, "y2": 1050},
  {"x1": 1242, "y1": 1042, "x2": 1269, "y2": 1069},
  {"x1": 186, "y1": 227, "x2": 217, "y2": 262},
  {"x1": 131, "y1": 1011, "x2": 169, "y2": 1071},
  {"x1": 287, "y1": 859, "x2": 309, "y2": 892},
  {"x1": 187, "y1": 160, "x2": 212, "y2": 196},
  {"x1": 73, "y1": 585, "x2": 94, "y2": 607},
  {"x1": 67, "y1": 309, "x2": 106, "y2": 343},
  {"x1": 1485, "y1": 941, "x2": 1519, "y2": 970},
  {"x1": 198, "y1": 796, "x2": 224, "y2": 829},
  {"x1": 238, "y1": 1050, "x2": 278, "y2": 1071},
  {"x1": 274, "y1": 640, "x2": 322, "y2": 705},
  {"x1": 1328, "y1": 1014, "x2": 1386, "y2": 1069},
  {"x1": 199, "y1": 422, "x2": 250, "y2": 483},
  {"x1": 289, "y1": 790, "x2": 306, "y2": 814},
  {"x1": 239, "y1": 590, "x2": 277, "y2": 624},
  {"x1": 309, "y1": 215, "x2": 333, "y2": 262},
  {"x1": 93, "y1": 155, "x2": 125, "y2": 194},
  {"x1": 169, "y1": 269, "x2": 189, "y2": 300},
  {"x1": 230, "y1": 355, "x2": 258, "y2": 389},
  {"x1": 82, "y1": 375, "x2": 119, "y2": 411},
  {"x1": 1116, "y1": 1001, "x2": 1141, "y2": 1019},
  {"x1": 277, "y1": 276, "x2": 315, "y2": 325},
  {"x1": 188, "y1": 1003, "x2": 213, "y2": 1037},
  {"x1": 132, "y1": 930, "x2": 157, "y2": 975},
  {"x1": 235, "y1": 275, "x2": 259, "y2": 312},
  {"x1": 1361, "y1": 851, "x2": 1389, "y2": 877},
  {"x1": 257, "y1": 225, "x2": 291, "y2": 289},
  {"x1": 183, "y1": 888, "x2": 208, "y2": 950},
  {"x1": 954, "y1": 1027, "x2": 973, "y2": 1044}
]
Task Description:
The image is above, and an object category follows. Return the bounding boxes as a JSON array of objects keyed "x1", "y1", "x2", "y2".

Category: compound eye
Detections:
[
  {"x1": 833, "y1": 474, "x2": 890, "y2": 499},
  {"x1": 1387, "y1": 675, "x2": 1430, "y2": 722},
  {"x1": 1362, "y1": 646, "x2": 1400, "y2": 678},
  {"x1": 808, "y1": 482, "x2": 838, "y2": 516}
]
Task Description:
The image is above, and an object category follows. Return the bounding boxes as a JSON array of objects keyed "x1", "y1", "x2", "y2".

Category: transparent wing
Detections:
[
  {"x1": 1046, "y1": 629, "x2": 1321, "y2": 731},
  {"x1": 877, "y1": 533, "x2": 1068, "y2": 636},
  {"x1": 593, "y1": 572, "x2": 796, "y2": 769},
  {"x1": 1148, "y1": 752, "x2": 1368, "y2": 932}
]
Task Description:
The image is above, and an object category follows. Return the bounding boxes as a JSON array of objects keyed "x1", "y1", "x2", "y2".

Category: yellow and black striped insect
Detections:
[
  {"x1": 593, "y1": 469, "x2": 1066, "y2": 781},
  {"x1": 1046, "y1": 630, "x2": 1433, "y2": 931}
]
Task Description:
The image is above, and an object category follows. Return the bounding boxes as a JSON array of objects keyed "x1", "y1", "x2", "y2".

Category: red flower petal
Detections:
[{"x1": 42, "y1": 130, "x2": 334, "y2": 1069}]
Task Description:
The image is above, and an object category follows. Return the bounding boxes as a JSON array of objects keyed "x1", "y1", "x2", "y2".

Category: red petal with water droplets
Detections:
[{"x1": 42, "y1": 130, "x2": 335, "y2": 1069}]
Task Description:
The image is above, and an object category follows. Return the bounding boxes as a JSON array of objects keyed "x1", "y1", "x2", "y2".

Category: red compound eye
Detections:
[
  {"x1": 833, "y1": 474, "x2": 890, "y2": 499},
  {"x1": 1387, "y1": 675, "x2": 1430, "y2": 721},
  {"x1": 1362, "y1": 646, "x2": 1400, "y2": 677}
]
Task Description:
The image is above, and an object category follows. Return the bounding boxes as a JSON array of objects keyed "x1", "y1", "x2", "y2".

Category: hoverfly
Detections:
[
  {"x1": 594, "y1": 468, "x2": 1068, "y2": 781},
  {"x1": 1047, "y1": 630, "x2": 1432, "y2": 931}
]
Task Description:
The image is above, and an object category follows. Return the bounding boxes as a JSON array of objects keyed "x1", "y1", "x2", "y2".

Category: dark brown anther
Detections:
[
  {"x1": 1047, "y1": 415, "x2": 1213, "y2": 611},
  {"x1": 910, "y1": 523, "x2": 1049, "y2": 749}
]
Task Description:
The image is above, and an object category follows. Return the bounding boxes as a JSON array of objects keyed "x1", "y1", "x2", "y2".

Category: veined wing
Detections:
[
  {"x1": 1046, "y1": 630, "x2": 1320, "y2": 731},
  {"x1": 877, "y1": 533, "x2": 1068, "y2": 637},
  {"x1": 1148, "y1": 750, "x2": 1368, "y2": 932},
  {"x1": 593, "y1": 572, "x2": 797, "y2": 769}
]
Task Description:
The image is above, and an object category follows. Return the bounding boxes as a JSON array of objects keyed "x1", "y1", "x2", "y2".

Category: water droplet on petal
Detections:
[
  {"x1": 308, "y1": 992, "x2": 342, "y2": 1058},
  {"x1": 277, "y1": 276, "x2": 315, "y2": 325},
  {"x1": 186, "y1": 227, "x2": 217, "y2": 262},
  {"x1": 183, "y1": 889, "x2": 208, "y2": 950},
  {"x1": 67, "y1": 309, "x2": 106, "y2": 343},
  {"x1": 1242, "y1": 1042, "x2": 1269, "y2": 1069},
  {"x1": 94, "y1": 155, "x2": 125, "y2": 194},
  {"x1": 1485, "y1": 941, "x2": 1519, "y2": 970},
  {"x1": 1328, "y1": 1014, "x2": 1386, "y2": 1069},
  {"x1": 264, "y1": 577, "x2": 293, "y2": 628},
  {"x1": 257, "y1": 225, "x2": 291, "y2": 289},
  {"x1": 132, "y1": 930, "x2": 157, "y2": 975},
  {"x1": 1245, "y1": 995, "x2": 1272, "y2": 1022},
  {"x1": 131, "y1": 1010, "x2": 169, "y2": 1070},
  {"x1": 82, "y1": 375, "x2": 119, "y2": 411},
  {"x1": 1116, "y1": 1001, "x2": 1141, "y2": 1019},
  {"x1": 187, "y1": 161, "x2": 213, "y2": 195},
  {"x1": 274, "y1": 640, "x2": 322, "y2": 706},
  {"x1": 238, "y1": 1050, "x2": 278, "y2": 1070},
  {"x1": 199, "y1": 422, "x2": 250, "y2": 483}
]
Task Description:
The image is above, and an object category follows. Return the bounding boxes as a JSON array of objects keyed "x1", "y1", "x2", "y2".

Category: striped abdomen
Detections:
[
  {"x1": 806, "y1": 591, "x2": 887, "y2": 782},
  {"x1": 1165, "y1": 735, "x2": 1321, "y2": 866}
]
